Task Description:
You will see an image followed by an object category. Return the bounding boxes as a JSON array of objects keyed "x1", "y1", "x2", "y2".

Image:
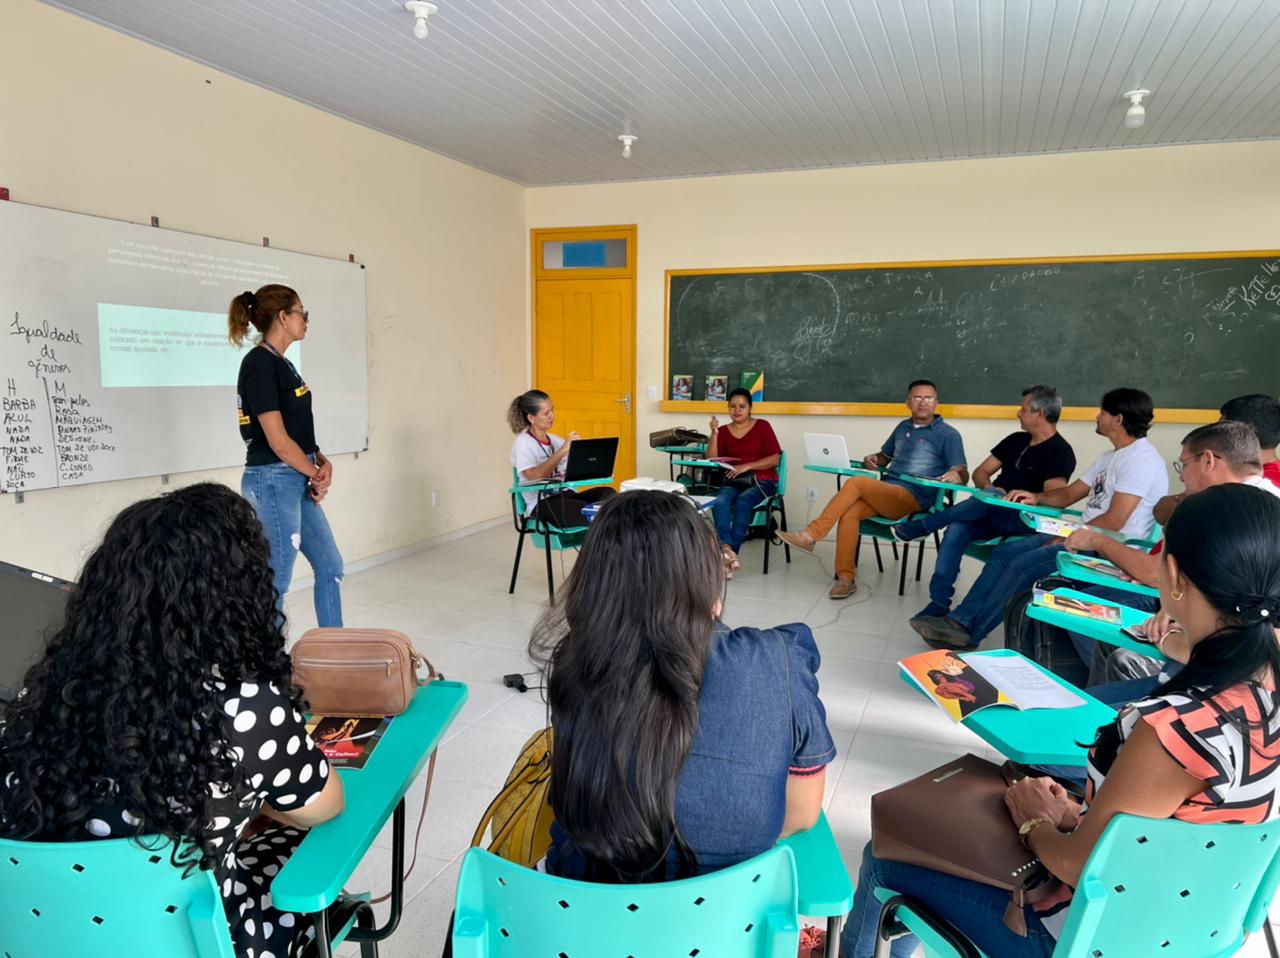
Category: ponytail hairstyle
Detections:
[
  {"x1": 529, "y1": 491, "x2": 725, "y2": 882},
  {"x1": 227, "y1": 284, "x2": 299, "y2": 346},
  {"x1": 507, "y1": 389, "x2": 550, "y2": 434},
  {"x1": 1158, "y1": 483, "x2": 1280, "y2": 710}
]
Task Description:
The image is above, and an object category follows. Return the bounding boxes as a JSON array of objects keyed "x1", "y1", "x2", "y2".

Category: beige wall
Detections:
[
  {"x1": 1, "y1": 1, "x2": 527, "y2": 579},
  {"x1": 5, "y1": 0, "x2": 1277, "y2": 578},
  {"x1": 527, "y1": 142, "x2": 1280, "y2": 521}
]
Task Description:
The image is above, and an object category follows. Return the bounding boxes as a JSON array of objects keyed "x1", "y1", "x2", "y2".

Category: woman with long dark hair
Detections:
[
  {"x1": 841, "y1": 482, "x2": 1280, "y2": 957},
  {"x1": 0, "y1": 483, "x2": 344, "y2": 958},
  {"x1": 530, "y1": 490, "x2": 835, "y2": 882},
  {"x1": 230, "y1": 284, "x2": 344, "y2": 626},
  {"x1": 508, "y1": 389, "x2": 615, "y2": 528}
]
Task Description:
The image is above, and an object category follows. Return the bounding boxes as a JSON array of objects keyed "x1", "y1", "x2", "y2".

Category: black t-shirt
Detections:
[
  {"x1": 236, "y1": 346, "x2": 317, "y2": 466},
  {"x1": 989, "y1": 432, "x2": 1076, "y2": 493}
]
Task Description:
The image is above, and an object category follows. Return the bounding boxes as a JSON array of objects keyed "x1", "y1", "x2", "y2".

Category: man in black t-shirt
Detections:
[{"x1": 892, "y1": 385, "x2": 1077, "y2": 625}]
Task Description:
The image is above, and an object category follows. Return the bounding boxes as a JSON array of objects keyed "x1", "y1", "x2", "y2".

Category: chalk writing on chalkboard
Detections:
[{"x1": 666, "y1": 254, "x2": 1280, "y2": 410}]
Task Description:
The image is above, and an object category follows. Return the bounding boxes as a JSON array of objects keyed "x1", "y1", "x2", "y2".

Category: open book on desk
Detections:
[{"x1": 899, "y1": 649, "x2": 1086, "y2": 723}]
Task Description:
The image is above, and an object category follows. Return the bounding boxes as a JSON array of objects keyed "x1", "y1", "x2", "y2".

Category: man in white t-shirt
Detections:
[
  {"x1": 913, "y1": 387, "x2": 1169, "y2": 649},
  {"x1": 1061, "y1": 419, "x2": 1280, "y2": 689}
]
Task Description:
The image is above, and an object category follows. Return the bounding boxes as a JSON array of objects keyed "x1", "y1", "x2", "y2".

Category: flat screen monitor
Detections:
[{"x1": 0, "y1": 559, "x2": 73, "y2": 703}]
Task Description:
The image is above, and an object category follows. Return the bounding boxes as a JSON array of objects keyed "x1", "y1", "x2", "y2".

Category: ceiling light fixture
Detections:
[
  {"x1": 405, "y1": 1, "x2": 438, "y2": 40},
  {"x1": 618, "y1": 134, "x2": 637, "y2": 159},
  {"x1": 1122, "y1": 89, "x2": 1150, "y2": 129}
]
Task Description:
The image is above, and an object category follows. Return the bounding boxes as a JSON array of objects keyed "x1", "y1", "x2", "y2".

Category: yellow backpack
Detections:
[{"x1": 469, "y1": 727, "x2": 556, "y2": 867}]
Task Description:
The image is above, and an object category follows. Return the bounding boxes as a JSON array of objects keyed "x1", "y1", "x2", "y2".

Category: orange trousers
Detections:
[{"x1": 803, "y1": 476, "x2": 919, "y2": 582}]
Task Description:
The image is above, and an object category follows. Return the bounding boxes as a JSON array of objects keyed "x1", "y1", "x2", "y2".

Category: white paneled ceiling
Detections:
[{"x1": 45, "y1": 0, "x2": 1280, "y2": 186}]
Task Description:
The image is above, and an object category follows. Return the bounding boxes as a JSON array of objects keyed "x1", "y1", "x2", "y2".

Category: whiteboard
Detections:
[{"x1": 0, "y1": 201, "x2": 368, "y2": 493}]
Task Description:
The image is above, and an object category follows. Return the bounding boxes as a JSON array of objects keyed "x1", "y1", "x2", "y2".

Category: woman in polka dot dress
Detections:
[{"x1": 0, "y1": 483, "x2": 345, "y2": 958}]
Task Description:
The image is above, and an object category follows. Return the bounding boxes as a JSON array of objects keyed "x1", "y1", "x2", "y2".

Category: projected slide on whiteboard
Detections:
[{"x1": 0, "y1": 201, "x2": 366, "y2": 493}]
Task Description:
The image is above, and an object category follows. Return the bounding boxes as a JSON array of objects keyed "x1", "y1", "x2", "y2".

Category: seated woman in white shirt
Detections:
[{"x1": 508, "y1": 389, "x2": 615, "y2": 528}]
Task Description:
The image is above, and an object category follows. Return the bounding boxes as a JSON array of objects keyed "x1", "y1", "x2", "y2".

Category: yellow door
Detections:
[{"x1": 532, "y1": 227, "x2": 636, "y2": 483}]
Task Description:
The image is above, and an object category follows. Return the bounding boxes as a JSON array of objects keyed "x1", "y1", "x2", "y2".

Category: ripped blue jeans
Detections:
[{"x1": 241, "y1": 458, "x2": 344, "y2": 628}]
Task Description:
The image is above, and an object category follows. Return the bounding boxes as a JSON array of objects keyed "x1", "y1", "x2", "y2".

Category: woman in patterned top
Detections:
[
  {"x1": 0, "y1": 483, "x2": 344, "y2": 958},
  {"x1": 841, "y1": 482, "x2": 1280, "y2": 957}
]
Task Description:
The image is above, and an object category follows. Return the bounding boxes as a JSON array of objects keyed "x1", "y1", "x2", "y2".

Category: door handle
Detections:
[{"x1": 615, "y1": 393, "x2": 631, "y2": 415}]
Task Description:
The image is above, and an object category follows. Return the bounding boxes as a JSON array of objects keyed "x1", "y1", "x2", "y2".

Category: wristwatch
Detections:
[{"x1": 1018, "y1": 817, "x2": 1052, "y2": 847}]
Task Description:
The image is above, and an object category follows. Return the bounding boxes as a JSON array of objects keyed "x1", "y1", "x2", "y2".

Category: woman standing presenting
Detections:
[{"x1": 230, "y1": 284, "x2": 344, "y2": 627}]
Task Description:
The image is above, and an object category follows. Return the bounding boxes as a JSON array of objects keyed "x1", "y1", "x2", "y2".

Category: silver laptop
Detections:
[{"x1": 804, "y1": 433, "x2": 852, "y2": 469}]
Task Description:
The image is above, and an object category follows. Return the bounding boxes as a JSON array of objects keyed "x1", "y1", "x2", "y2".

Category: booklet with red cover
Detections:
[{"x1": 305, "y1": 714, "x2": 393, "y2": 770}]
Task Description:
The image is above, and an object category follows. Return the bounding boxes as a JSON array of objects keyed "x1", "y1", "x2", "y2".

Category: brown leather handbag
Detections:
[
  {"x1": 291, "y1": 627, "x2": 434, "y2": 715},
  {"x1": 870, "y1": 753, "x2": 1063, "y2": 936}
]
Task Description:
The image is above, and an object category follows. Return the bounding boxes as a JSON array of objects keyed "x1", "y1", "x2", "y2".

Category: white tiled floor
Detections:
[{"x1": 284, "y1": 523, "x2": 1274, "y2": 957}]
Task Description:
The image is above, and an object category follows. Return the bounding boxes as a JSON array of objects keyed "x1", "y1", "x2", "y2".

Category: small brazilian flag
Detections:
[{"x1": 740, "y1": 370, "x2": 764, "y2": 403}]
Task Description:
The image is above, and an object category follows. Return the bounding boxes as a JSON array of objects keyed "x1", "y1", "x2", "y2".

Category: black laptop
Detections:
[
  {"x1": 562, "y1": 437, "x2": 619, "y2": 482},
  {"x1": 0, "y1": 560, "x2": 73, "y2": 705}
]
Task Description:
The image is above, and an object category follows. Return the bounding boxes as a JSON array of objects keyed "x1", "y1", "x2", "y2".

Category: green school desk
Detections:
[{"x1": 272, "y1": 679, "x2": 469, "y2": 957}]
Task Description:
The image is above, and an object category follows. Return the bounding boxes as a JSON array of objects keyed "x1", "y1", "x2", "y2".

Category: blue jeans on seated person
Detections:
[
  {"x1": 840, "y1": 843, "x2": 1056, "y2": 958},
  {"x1": 947, "y1": 534, "x2": 1061, "y2": 647},
  {"x1": 709, "y1": 480, "x2": 775, "y2": 552},
  {"x1": 895, "y1": 498, "x2": 1033, "y2": 618},
  {"x1": 242, "y1": 459, "x2": 344, "y2": 628}
]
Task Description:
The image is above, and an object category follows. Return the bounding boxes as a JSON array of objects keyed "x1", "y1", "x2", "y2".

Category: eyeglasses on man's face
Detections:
[{"x1": 1172, "y1": 452, "x2": 1204, "y2": 476}]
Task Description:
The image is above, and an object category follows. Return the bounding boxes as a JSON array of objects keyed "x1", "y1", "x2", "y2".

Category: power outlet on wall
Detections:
[{"x1": 806, "y1": 486, "x2": 819, "y2": 501}]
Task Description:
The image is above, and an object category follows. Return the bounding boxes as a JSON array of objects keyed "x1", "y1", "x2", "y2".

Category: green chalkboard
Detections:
[{"x1": 666, "y1": 254, "x2": 1280, "y2": 410}]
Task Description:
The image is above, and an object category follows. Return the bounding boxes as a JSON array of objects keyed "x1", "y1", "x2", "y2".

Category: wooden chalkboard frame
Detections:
[{"x1": 661, "y1": 249, "x2": 1280, "y2": 424}]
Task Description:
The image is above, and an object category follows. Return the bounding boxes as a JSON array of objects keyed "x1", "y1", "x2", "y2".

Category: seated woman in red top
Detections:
[{"x1": 706, "y1": 388, "x2": 782, "y2": 564}]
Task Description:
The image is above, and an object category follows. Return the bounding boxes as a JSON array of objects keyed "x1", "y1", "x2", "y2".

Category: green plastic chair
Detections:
[
  {"x1": 857, "y1": 484, "x2": 947, "y2": 596},
  {"x1": 508, "y1": 468, "x2": 591, "y2": 602},
  {"x1": 0, "y1": 834, "x2": 367, "y2": 958},
  {"x1": 453, "y1": 844, "x2": 800, "y2": 957},
  {"x1": 747, "y1": 450, "x2": 792, "y2": 574},
  {"x1": 871, "y1": 814, "x2": 1280, "y2": 958},
  {"x1": 453, "y1": 810, "x2": 852, "y2": 957}
]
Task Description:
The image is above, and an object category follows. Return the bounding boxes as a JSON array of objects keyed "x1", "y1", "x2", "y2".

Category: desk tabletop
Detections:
[
  {"x1": 959, "y1": 651, "x2": 1114, "y2": 765},
  {"x1": 776, "y1": 811, "x2": 853, "y2": 917},
  {"x1": 509, "y1": 477, "x2": 614, "y2": 494},
  {"x1": 1055, "y1": 552, "x2": 1159, "y2": 599},
  {"x1": 656, "y1": 444, "x2": 707, "y2": 454},
  {"x1": 898, "y1": 649, "x2": 1113, "y2": 766},
  {"x1": 271, "y1": 680, "x2": 469, "y2": 913},
  {"x1": 1027, "y1": 587, "x2": 1166, "y2": 661},
  {"x1": 802, "y1": 462, "x2": 883, "y2": 479}
]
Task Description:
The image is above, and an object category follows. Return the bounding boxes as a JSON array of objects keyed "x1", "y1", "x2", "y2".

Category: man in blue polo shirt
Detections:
[{"x1": 780, "y1": 379, "x2": 967, "y2": 599}]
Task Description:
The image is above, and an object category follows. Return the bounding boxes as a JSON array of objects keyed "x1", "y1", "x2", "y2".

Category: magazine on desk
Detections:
[
  {"x1": 1063, "y1": 555, "x2": 1133, "y2": 582},
  {"x1": 306, "y1": 714, "x2": 394, "y2": 770},
  {"x1": 898, "y1": 649, "x2": 1086, "y2": 722},
  {"x1": 1022, "y1": 512, "x2": 1127, "y2": 541},
  {"x1": 1032, "y1": 588, "x2": 1122, "y2": 623}
]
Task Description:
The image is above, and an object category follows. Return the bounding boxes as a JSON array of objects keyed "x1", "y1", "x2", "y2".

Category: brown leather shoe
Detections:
[
  {"x1": 828, "y1": 579, "x2": 857, "y2": 600},
  {"x1": 777, "y1": 530, "x2": 816, "y2": 554}
]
